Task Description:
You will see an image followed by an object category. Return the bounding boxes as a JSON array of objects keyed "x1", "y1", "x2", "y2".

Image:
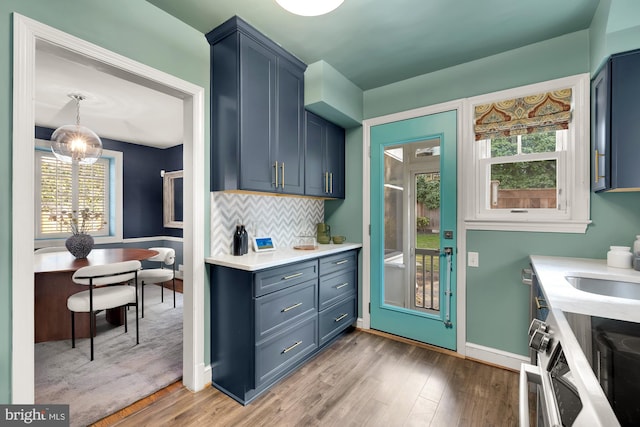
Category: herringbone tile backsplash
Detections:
[{"x1": 211, "y1": 192, "x2": 324, "y2": 255}]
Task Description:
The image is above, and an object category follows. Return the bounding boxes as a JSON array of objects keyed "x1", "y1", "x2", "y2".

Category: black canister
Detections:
[
  {"x1": 233, "y1": 225, "x2": 243, "y2": 256},
  {"x1": 240, "y1": 225, "x2": 248, "y2": 254}
]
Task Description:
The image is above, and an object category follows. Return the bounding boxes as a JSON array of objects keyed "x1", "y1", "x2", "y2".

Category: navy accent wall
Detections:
[{"x1": 36, "y1": 127, "x2": 183, "y2": 238}]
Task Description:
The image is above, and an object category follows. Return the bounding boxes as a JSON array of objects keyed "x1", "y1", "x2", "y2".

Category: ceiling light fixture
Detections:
[
  {"x1": 51, "y1": 94, "x2": 103, "y2": 165},
  {"x1": 275, "y1": 0, "x2": 344, "y2": 16}
]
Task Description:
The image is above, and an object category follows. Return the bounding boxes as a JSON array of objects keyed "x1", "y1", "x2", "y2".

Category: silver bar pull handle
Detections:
[
  {"x1": 521, "y1": 268, "x2": 533, "y2": 286},
  {"x1": 282, "y1": 272, "x2": 303, "y2": 280},
  {"x1": 330, "y1": 172, "x2": 333, "y2": 193},
  {"x1": 336, "y1": 282, "x2": 350, "y2": 289},
  {"x1": 274, "y1": 161, "x2": 279, "y2": 188},
  {"x1": 281, "y1": 302, "x2": 303, "y2": 313},
  {"x1": 334, "y1": 313, "x2": 348, "y2": 322},
  {"x1": 282, "y1": 340, "x2": 302, "y2": 354},
  {"x1": 335, "y1": 260, "x2": 348, "y2": 265},
  {"x1": 281, "y1": 162, "x2": 285, "y2": 188}
]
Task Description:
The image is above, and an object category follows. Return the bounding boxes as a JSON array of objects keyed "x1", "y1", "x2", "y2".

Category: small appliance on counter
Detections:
[{"x1": 232, "y1": 224, "x2": 248, "y2": 256}]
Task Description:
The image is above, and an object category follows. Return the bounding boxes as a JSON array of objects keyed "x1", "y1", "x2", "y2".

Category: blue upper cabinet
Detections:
[
  {"x1": 207, "y1": 16, "x2": 306, "y2": 195},
  {"x1": 304, "y1": 111, "x2": 345, "y2": 199},
  {"x1": 592, "y1": 48, "x2": 640, "y2": 192}
]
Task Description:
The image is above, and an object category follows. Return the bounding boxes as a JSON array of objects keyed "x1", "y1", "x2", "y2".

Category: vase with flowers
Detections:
[{"x1": 49, "y1": 208, "x2": 103, "y2": 258}]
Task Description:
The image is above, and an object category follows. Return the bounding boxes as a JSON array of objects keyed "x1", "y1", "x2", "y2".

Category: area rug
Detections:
[{"x1": 35, "y1": 284, "x2": 183, "y2": 427}]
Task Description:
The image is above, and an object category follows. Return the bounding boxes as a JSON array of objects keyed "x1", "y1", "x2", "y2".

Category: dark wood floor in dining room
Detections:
[{"x1": 101, "y1": 329, "x2": 526, "y2": 427}]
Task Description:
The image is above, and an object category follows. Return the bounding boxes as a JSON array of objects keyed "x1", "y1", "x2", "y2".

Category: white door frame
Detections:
[
  {"x1": 12, "y1": 14, "x2": 207, "y2": 402},
  {"x1": 361, "y1": 100, "x2": 466, "y2": 354}
]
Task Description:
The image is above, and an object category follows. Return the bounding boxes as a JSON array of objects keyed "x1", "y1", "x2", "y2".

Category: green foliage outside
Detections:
[
  {"x1": 416, "y1": 217, "x2": 430, "y2": 232},
  {"x1": 490, "y1": 132, "x2": 557, "y2": 189},
  {"x1": 416, "y1": 175, "x2": 440, "y2": 209}
]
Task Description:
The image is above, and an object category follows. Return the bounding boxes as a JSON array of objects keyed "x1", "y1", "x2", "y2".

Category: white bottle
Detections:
[{"x1": 607, "y1": 246, "x2": 633, "y2": 268}]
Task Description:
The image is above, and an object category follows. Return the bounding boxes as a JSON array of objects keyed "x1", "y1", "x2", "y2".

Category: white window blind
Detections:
[{"x1": 36, "y1": 151, "x2": 110, "y2": 238}]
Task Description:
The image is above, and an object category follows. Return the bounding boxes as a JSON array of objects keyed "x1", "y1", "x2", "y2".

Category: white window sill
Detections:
[{"x1": 464, "y1": 219, "x2": 591, "y2": 233}]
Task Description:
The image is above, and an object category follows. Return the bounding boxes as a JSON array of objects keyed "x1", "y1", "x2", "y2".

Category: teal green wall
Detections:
[
  {"x1": 326, "y1": 2, "x2": 640, "y2": 358},
  {"x1": 590, "y1": 0, "x2": 640, "y2": 74},
  {"x1": 0, "y1": 0, "x2": 210, "y2": 402},
  {"x1": 364, "y1": 30, "x2": 590, "y2": 120},
  {"x1": 305, "y1": 60, "x2": 363, "y2": 128},
  {"x1": 325, "y1": 127, "x2": 364, "y2": 313}
]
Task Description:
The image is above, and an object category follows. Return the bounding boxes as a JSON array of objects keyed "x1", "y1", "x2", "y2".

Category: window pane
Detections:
[
  {"x1": 490, "y1": 160, "x2": 557, "y2": 209},
  {"x1": 40, "y1": 155, "x2": 73, "y2": 234},
  {"x1": 78, "y1": 162, "x2": 108, "y2": 233},
  {"x1": 490, "y1": 136, "x2": 517, "y2": 157},
  {"x1": 37, "y1": 152, "x2": 110, "y2": 237},
  {"x1": 521, "y1": 131, "x2": 557, "y2": 154}
]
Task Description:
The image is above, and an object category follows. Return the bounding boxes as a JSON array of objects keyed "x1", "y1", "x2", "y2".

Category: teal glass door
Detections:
[{"x1": 370, "y1": 110, "x2": 457, "y2": 350}]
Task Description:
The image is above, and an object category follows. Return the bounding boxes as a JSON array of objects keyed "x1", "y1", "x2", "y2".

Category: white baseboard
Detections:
[
  {"x1": 201, "y1": 364, "x2": 212, "y2": 388},
  {"x1": 356, "y1": 317, "x2": 364, "y2": 329},
  {"x1": 465, "y1": 342, "x2": 529, "y2": 371}
]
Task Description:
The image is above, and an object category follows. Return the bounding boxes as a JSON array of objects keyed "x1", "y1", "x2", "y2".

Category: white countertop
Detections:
[
  {"x1": 205, "y1": 242, "x2": 362, "y2": 271},
  {"x1": 530, "y1": 255, "x2": 640, "y2": 323}
]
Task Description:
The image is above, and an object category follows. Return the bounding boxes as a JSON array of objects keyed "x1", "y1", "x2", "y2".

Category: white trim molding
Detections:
[
  {"x1": 462, "y1": 74, "x2": 592, "y2": 234},
  {"x1": 465, "y1": 342, "x2": 529, "y2": 371},
  {"x1": 12, "y1": 13, "x2": 206, "y2": 402}
]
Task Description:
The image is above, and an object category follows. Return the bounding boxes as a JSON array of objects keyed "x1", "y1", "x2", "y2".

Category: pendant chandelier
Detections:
[
  {"x1": 51, "y1": 94, "x2": 103, "y2": 165},
  {"x1": 275, "y1": 0, "x2": 344, "y2": 16}
]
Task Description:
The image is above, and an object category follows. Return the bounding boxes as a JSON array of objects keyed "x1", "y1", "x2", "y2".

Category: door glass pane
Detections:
[
  {"x1": 415, "y1": 172, "x2": 440, "y2": 312},
  {"x1": 383, "y1": 147, "x2": 405, "y2": 308},
  {"x1": 383, "y1": 139, "x2": 441, "y2": 313}
]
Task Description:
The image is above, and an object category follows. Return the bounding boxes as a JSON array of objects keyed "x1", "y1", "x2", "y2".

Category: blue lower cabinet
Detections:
[
  {"x1": 210, "y1": 249, "x2": 358, "y2": 405},
  {"x1": 255, "y1": 315, "x2": 318, "y2": 387},
  {"x1": 319, "y1": 296, "x2": 356, "y2": 346}
]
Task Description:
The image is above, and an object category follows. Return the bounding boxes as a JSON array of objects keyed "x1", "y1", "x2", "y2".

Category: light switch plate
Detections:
[{"x1": 468, "y1": 251, "x2": 479, "y2": 267}]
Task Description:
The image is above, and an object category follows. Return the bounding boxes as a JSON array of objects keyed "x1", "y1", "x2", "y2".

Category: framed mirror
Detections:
[{"x1": 163, "y1": 170, "x2": 183, "y2": 229}]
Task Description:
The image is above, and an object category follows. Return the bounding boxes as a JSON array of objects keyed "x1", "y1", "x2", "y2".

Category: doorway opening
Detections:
[{"x1": 12, "y1": 14, "x2": 206, "y2": 404}]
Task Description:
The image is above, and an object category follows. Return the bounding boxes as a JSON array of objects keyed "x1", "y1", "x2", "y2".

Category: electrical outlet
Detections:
[{"x1": 468, "y1": 252, "x2": 479, "y2": 267}]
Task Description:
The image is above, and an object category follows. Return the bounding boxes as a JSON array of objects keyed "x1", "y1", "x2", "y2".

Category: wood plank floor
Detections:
[{"x1": 99, "y1": 329, "x2": 525, "y2": 427}]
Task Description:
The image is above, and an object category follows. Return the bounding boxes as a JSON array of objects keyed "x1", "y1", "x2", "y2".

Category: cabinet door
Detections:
[
  {"x1": 325, "y1": 121, "x2": 345, "y2": 199},
  {"x1": 275, "y1": 59, "x2": 305, "y2": 195},
  {"x1": 239, "y1": 35, "x2": 277, "y2": 193},
  {"x1": 304, "y1": 111, "x2": 328, "y2": 196},
  {"x1": 611, "y1": 51, "x2": 640, "y2": 189},
  {"x1": 591, "y1": 63, "x2": 610, "y2": 192}
]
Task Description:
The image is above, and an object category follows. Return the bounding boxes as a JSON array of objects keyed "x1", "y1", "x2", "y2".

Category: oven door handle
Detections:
[
  {"x1": 520, "y1": 362, "x2": 563, "y2": 427},
  {"x1": 519, "y1": 363, "x2": 541, "y2": 427}
]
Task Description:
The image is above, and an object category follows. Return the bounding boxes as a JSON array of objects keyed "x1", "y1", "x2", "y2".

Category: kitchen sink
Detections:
[{"x1": 565, "y1": 276, "x2": 640, "y2": 300}]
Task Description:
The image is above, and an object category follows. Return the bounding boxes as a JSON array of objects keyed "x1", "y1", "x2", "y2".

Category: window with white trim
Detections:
[
  {"x1": 463, "y1": 74, "x2": 591, "y2": 233},
  {"x1": 35, "y1": 141, "x2": 123, "y2": 241}
]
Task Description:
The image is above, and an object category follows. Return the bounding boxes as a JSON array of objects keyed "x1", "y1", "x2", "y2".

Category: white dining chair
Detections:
[
  {"x1": 68, "y1": 260, "x2": 141, "y2": 361},
  {"x1": 138, "y1": 247, "x2": 176, "y2": 318}
]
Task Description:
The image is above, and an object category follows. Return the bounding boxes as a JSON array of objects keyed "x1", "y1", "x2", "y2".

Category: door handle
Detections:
[{"x1": 274, "y1": 161, "x2": 279, "y2": 188}]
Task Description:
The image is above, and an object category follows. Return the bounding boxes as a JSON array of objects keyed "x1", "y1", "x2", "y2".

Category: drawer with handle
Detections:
[
  {"x1": 319, "y1": 250, "x2": 356, "y2": 276},
  {"x1": 255, "y1": 279, "x2": 318, "y2": 340},
  {"x1": 255, "y1": 314, "x2": 318, "y2": 387},
  {"x1": 319, "y1": 296, "x2": 356, "y2": 346},
  {"x1": 254, "y1": 260, "x2": 318, "y2": 297},
  {"x1": 319, "y1": 268, "x2": 356, "y2": 311}
]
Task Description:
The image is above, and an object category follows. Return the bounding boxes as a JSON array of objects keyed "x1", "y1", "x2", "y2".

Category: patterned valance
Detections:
[{"x1": 474, "y1": 89, "x2": 572, "y2": 141}]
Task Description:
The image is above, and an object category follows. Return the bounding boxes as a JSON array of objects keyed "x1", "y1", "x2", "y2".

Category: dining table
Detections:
[{"x1": 34, "y1": 247, "x2": 158, "y2": 343}]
